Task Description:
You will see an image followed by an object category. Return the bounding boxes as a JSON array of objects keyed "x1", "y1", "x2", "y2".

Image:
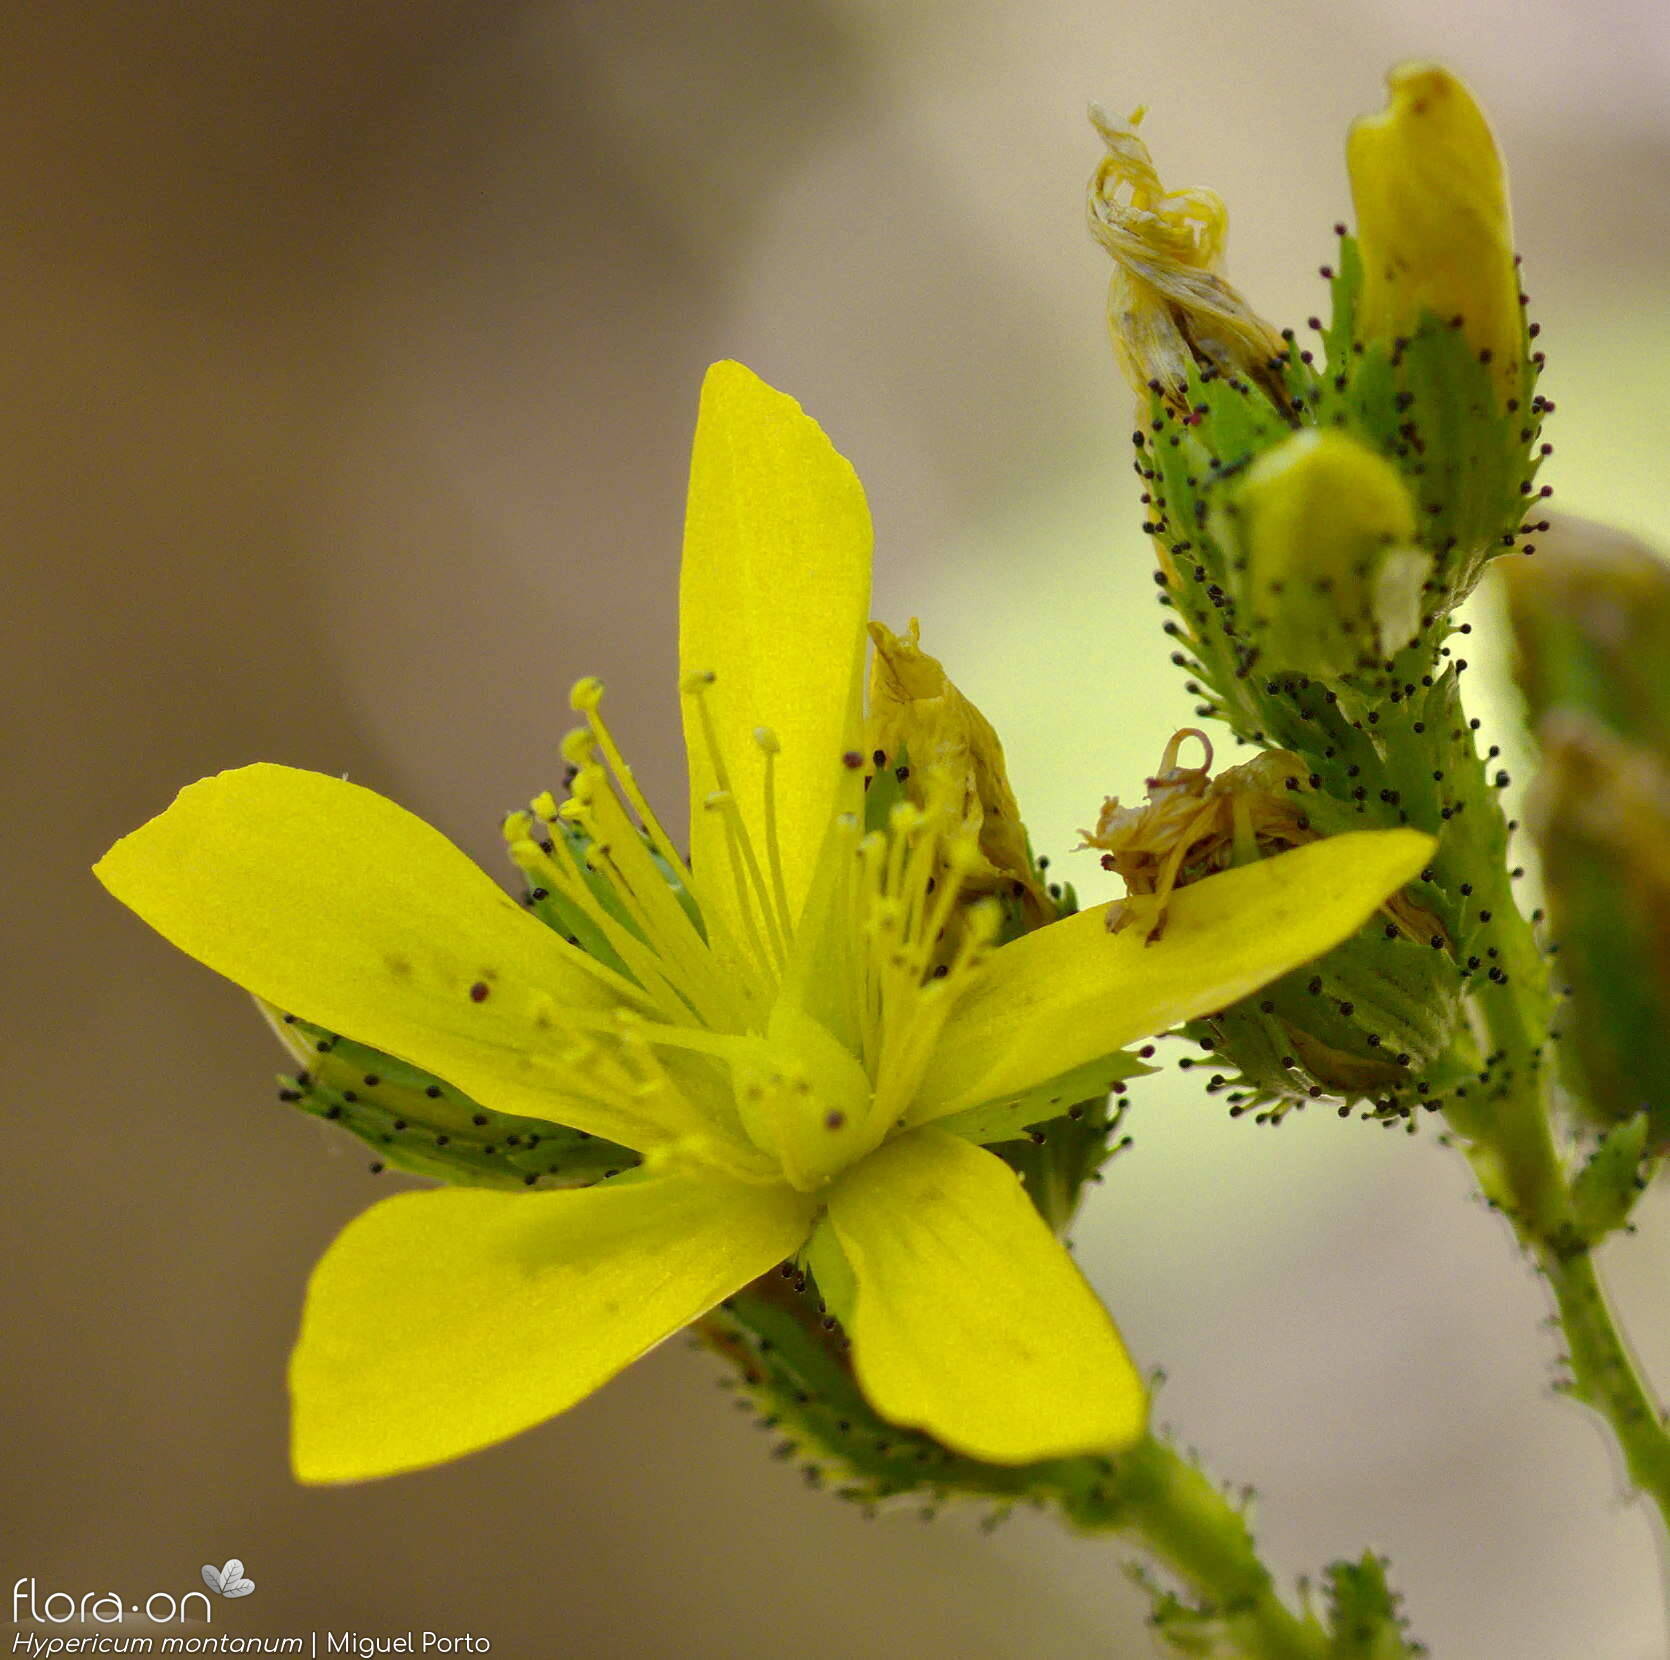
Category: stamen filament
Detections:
[
  {"x1": 754, "y1": 726, "x2": 798, "y2": 947},
  {"x1": 688, "y1": 678, "x2": 789, "y2": 973},
  {"x1": 517, "y1": 831, "x2": 700, "y2": 1026},
  {"x1": 562, "y1": 767, "x2": 752, "y2": 1029},
  {"x1": 570, "y1": 677, "x2": 699, "y2": 892}
]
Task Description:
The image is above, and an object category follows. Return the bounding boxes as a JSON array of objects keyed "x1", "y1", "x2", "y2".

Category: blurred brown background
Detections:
[{"x1": 6, "y1": 2, "x2": 1670, "y2": 1655}]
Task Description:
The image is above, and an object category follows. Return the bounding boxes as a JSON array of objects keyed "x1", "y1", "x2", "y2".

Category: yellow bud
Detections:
[
  {"x1": 1232, "y1": 428, "x2": 1428, "y2": 680},
  {"x1": 1347, "y1": 64, "x2": 1522, "y2": 403}
]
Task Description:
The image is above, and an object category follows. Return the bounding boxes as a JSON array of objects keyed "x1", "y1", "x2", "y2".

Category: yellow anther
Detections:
[
  {"x1": 531, "y1": 790, "x2": 560, "y2": 821},
  {"x1": 679, "y1": 669, "x2": 717, "y2": 695},
  {"x1": 753, "y1": 725, "x2": 781, "y2": 754},
  {"x1": 702, "y1": 789, "x2": 734, "y2": 812},
  {"x1": 561, "y1": 727, "x2": 599, "y2": 767},
  {"x1": 569, "y1": 676, "x2": 606, "y2": 713},
  {"x1": 965, "y1": 898, "x2": 1002, "y2": 945},
  {"x1": 888, "y1": 800, "x2": 925, "y2": 836},
  {"x1": 505, "y1": 836, "x2": 546, "y2": 868},
  {"x1": 501, "y1": 809, "x2": 534, "y2": 844}
]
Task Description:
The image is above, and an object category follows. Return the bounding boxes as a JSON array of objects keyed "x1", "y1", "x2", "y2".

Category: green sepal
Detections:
[
  {"x1": 273, "y1": 1015, "x2": 638, "y2": 1190},
  {"x1": 1571, "y1": 1115, "x2": 1654, "y2": 1244},
  {"x1": 930, "y1": 1051, "x2": 1148, "y2": 1234},
  {"x1": 1318, "y1": 228, "x2": 1540, "y2": 597},
  {"x1": 933, "y1": 1050, "x2": 1149, "y2": 1147},
  {"x1": 1320, "y1": 232, "x2": 1364, "y2": 380},
  {"x1": 1188, "y1": 912, "x2": 1466, "y2": 1121},
  {"x1": 1321, "y1": 1553, "x2": 1424, "y2": 1659},
  {"x1": 1316, "y1": 314, "x2": 1537, "y2": 596},
  {"x1": 861, "y1": 746, "x2": 908, "y2": 835},
  {"x1": 988, "y1": 1091, "x2": 1136, "y2": 1237},
  {"x1": 698, "y1": 1272, "x2": 1091, "y2": 1515}
]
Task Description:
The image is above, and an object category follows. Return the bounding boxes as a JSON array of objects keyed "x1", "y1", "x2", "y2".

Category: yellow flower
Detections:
[
  {"x1": 1347, "y1": 64, "x2": 1523, "y2": 403},
  {"x1": 95, "y1": 363, "x2": 1432, "y2": 1484},
  {"x1": 1086, "y1": 107, "x2": 1288, "y2": 412}
]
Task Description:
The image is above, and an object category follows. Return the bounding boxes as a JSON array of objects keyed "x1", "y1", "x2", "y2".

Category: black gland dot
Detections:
[
  {"x1": 469, "y1": 981, "x2": 491, "y2": 1003},
  {"x1": 824, "y1": 1111, "x2": 847, "y2": 1131}
]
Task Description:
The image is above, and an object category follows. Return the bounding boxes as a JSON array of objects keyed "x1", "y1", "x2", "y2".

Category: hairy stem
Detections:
[
  {"x1": 1540, "y1": 1244, "x2": 1670, "y2": 1528},
  {"x1": 1446, "y1": 741, "x2": 1670, "y2": 1536},
  {"x1": 1116, "y1": 1440, "x2": 1324, "y2": 1658},
  {"x1": 1092, "y1": 1438, "x2": 1406, "y2": 1659}
]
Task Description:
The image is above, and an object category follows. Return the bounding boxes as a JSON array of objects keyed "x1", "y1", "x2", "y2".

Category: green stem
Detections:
[
  {"x1": 1096, "y1": 1438, "x2": 1331, "y2": 1659},
  {"x1": 1539, "y1": 1245, "x2": 1670, "y2": 1529},
  {"x1": 1444, "y1": 751, "x2": 1670, "y2": 1536}
]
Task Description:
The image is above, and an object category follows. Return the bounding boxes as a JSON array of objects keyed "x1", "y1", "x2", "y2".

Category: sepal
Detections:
[
  {"x1": 1570, "y1": 1115, "x2": 1653, "y2": 1244},
  {"x1": 269, "y1": 1013, "x2": 638, "y2": 1189}
]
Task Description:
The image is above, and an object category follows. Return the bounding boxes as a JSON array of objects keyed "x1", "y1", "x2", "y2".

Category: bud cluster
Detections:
[{"x1": 1089, "y1": 65, "x2": 1555, "y2": 1127}]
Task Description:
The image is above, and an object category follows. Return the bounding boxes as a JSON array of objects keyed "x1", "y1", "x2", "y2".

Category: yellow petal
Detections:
[
  {"x1": 679, "y1": 362, "x2": 872, "y2": 946},
  {"x1": 95, "y1": 764, "x2": 706, "y2": 1153},
  {"x1": 910, "y1": 828, "x2": 1434, "y2": 1122},
  {"x1": 827, "y1": 1129, "x2": 1144, "y2": 1462},
  {"x1": 290, "y1": 1172, "x2": 816, "y2": 1481},
  {"x1": 1348, "y1": 64, "x2": 1521, "y2": 401}
]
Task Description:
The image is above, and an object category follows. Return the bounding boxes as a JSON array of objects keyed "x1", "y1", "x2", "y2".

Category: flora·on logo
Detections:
[
  {"x1": 201, "y1": 1560, "x2": 256, "y2": 1598},
  {"x1": 12, "y1": 1574, "x2": 220, "y2": 1624}
]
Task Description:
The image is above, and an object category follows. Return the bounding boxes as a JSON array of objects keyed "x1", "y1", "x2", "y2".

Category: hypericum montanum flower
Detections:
[{"x1": 96, "y1": 362, "x2": 1431, "y2": 1484}]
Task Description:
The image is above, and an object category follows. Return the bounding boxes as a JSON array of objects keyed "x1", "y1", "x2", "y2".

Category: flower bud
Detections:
[
  {"x1": 1086, "y1": 107, "x2": 1288, "y2": 414},
  {"x1": 1339, "y1": 64, "x2": 1539, "y2": 578},
  {"x1": 1505, "y1": 519, "x2": 1670, "y2": 1135},
  {"x1": 1226, "y1": 428, "x2": 1428, "y2": 683},
  {"x1": 1506, "y1": 516, "x2": 1670, "y2": 752},
  {"x1": 1531, "y1": 715, "x2": 1670, "y2": 1139},
  {"x1": 1347, "y1": 64, "x2": 1523, "y2": 406}
]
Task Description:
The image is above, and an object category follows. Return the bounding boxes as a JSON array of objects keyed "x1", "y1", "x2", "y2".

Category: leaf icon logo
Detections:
[{"x1": 201, "y1": 1560, "x2": 256, "y2": 1598}]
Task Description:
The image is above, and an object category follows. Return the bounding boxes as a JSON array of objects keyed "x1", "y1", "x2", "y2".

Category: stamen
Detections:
[
  {"x1": 562, "y1": 760, "x2": 755, "y2": 1029},
  {"x1": 753, "y1": 725, "x2": 797, "y2": 945},
  {"x1": 510, "y1": 829, "x2": 695, "y2": 1022},
  {"x1": 570, "y1": 677, "x2": 697, "y2": 892},
  {"x1": 686, "y1": 674, "x2": 789, "y2": 975}
]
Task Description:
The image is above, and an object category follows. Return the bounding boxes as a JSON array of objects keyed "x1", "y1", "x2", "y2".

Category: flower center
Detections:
[{"x1": 499, "y1": 675, "x2": 999, "y2": 1189}]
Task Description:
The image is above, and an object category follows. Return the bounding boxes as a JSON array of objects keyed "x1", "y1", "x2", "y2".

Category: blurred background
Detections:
[{"x1": 6, "y1": 1, "x2": 1669, "y2": 1655}]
